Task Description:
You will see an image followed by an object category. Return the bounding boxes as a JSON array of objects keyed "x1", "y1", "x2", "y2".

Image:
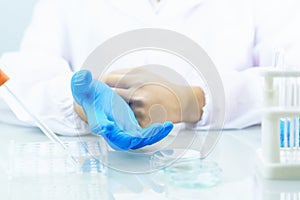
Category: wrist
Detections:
[{"x1": 181, "y1": 86, "x2": 205, "y2": 123}]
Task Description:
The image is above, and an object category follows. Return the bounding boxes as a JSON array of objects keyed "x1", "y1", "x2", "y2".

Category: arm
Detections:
[{"x1": 192, "y1": 0, "x2": 300, "y2": 129}]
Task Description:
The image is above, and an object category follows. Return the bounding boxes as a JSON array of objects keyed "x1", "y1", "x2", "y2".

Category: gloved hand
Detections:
[{"x1": 71, "y1": 70, "x2": 173, "y2": 150}]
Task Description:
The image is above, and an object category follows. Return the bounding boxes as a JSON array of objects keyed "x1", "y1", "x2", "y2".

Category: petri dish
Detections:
[{"x1": 150, "y1": 149, "x2": 222, "y2": 189}]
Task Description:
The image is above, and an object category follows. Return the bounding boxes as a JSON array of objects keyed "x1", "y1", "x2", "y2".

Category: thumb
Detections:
[{"x1": 71, "y1": 70, "x2": 93, "y2": 106}]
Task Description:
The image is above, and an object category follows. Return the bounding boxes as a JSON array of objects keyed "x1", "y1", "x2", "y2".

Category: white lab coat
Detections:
[{"x1": 0, "y1": 0, "x2": 299, "y2": 135}]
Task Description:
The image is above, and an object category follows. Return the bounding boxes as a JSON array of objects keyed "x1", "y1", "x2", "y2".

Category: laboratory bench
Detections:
[{"x1": 0, "y1": 122, "x2": 300, "y2": 200}]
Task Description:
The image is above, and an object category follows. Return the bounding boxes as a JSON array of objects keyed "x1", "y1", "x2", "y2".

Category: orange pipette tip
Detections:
[{"x1": 0, "y1": 69, "x2": 9, "y2": 86}]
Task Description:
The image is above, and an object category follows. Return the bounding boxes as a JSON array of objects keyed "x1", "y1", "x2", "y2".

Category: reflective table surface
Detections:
[{"x1": 1, "y1": 122, "x2": 299, "y2": 200}]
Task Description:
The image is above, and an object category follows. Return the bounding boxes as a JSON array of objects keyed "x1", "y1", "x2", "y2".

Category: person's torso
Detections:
[{"x1": 63, "y1": 0, "x2": 256, "y2": 82}]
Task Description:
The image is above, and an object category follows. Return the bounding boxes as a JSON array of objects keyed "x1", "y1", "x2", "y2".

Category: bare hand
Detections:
[{"x1": 102, "y1": 66, "x2": 205, "y2": 127}]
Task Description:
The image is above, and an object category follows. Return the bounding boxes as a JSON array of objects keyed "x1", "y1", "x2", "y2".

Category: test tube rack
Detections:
[{"x1": 256, "y1": 68, "x2": 300, "y2": 179}]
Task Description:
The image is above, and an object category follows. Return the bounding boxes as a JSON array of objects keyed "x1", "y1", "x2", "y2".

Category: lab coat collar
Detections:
[
  {"x1": 105, "y1": 0, "x2": 154, "y2": 22},
  {"x1": 106, "y1": 0, "x2": 207, "y2": 23}
]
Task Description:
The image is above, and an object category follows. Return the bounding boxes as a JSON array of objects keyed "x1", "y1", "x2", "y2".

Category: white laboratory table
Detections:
[{"x1": 0, "y1": 122, "x2": 300, "y2": 200}]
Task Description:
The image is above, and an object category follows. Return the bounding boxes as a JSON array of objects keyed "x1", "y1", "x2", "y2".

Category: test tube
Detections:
[{"x1": 0, "y1": 69, "x2": 78, "y2": 166}]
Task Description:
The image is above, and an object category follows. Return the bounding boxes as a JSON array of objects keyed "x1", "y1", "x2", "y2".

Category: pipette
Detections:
[{"x1": 0, "y1": 69, "x2": 78, "y2": 166}]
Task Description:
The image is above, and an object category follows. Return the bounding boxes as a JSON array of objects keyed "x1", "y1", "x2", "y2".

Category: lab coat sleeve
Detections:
[
  {"x1": 185, "y1": 68, "x2": 263, "y2": 130},
  {"x1": 0, "y1": 53, "x2": 90, "y2": 136},
  {"x1": 0, "y1": 0, "x2": 90, "y2": 136},
  {"x1": 187, "y1": 0, "x2": 300, "y2": 130}
]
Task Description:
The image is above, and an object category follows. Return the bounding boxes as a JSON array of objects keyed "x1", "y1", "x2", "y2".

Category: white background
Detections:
[{"x1": 0, "y1": 0, "x2": 36, "y2": 56}]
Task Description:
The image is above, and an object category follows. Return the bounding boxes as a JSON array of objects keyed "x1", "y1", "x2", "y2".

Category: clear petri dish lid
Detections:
[
  {"x1": 150, "y1": 148, "x2": 222, "y2": 189},
  {"x1": 150, "y1": 148, "x2": 202, "y2": 169}
]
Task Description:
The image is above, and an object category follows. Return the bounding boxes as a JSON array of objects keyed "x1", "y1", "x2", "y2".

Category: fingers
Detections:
[
  {"x1": 102, "y1": 129, "x2": 141, "y2": 150},
  {"x1": 71, "y1": 70, "x2": 93, "y2": 105},
  {"x1": 71, "y1": 70, "x2": 117, "y2": 135},
  {"x1": 131, "y1": 122, "x2": 173, "y2": 149},
  {"x1": 101, "y1": 121, "x2": 173, "y2": 150},
  {"x1": 102, "y1": 73, "x2": 134, "y2": 89},
  {"x1": 85, "y1": 107, "x2": 115, "y2": 134},
  {"x1": 113, "y1": 87, "x2": 150, "y2": 129},
  {"x1": 71, "y1": 70, "x2": 92, "y2": 92},
  {"x1": 113, "y1": 88, "x2": 131, "y2": 103},
  {"x1": 162, "y1": 121, "x2": 174, "y2": 133},
  {"x1": 106, "y1": 68, "x2": 135, "y2": 75},
  {"x1": 101, "y1": 67, "x2": 146, "y2": 89}
]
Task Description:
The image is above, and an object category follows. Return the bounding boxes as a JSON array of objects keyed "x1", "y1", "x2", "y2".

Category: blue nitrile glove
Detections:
[{"x1": 71, "y1": 70, "x2": 173, "y2": 150}]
